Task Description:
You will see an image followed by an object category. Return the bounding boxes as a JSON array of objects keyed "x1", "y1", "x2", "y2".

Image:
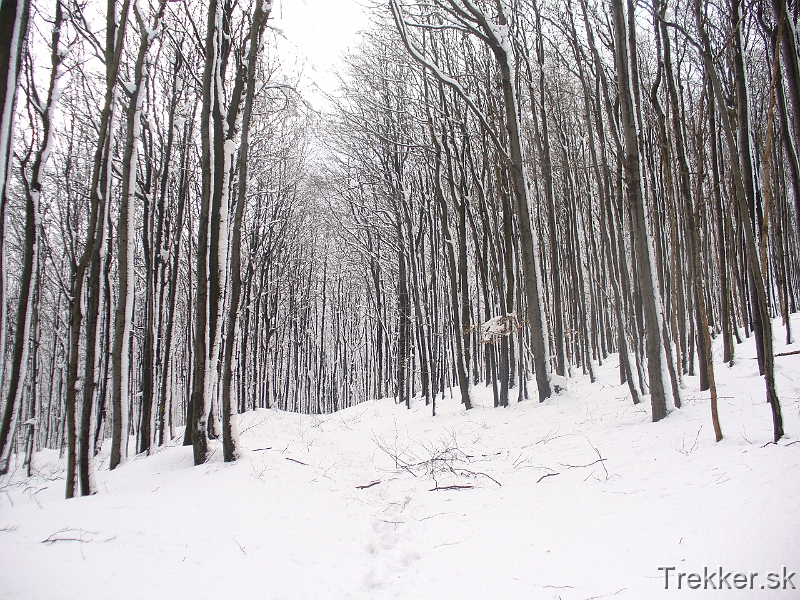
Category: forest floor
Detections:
[{"x1": 1, "y1": 317, "x2": 799, "y2": 599}]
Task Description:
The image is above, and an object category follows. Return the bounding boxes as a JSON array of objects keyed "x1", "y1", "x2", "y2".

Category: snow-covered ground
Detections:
[{"x1": 2, "y1": 318, "x2": 799, "y2": 599}]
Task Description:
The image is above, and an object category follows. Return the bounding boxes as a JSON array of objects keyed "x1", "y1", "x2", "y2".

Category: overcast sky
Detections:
[{"x1": 271, "y1": 0, "x2": 372, "y2": 109}]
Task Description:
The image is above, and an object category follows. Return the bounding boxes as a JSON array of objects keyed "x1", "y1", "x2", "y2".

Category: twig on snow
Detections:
[
  {"x1": 233, "y1": 538, "x2": 247, "y2": 555},
  {"x1": 543, "y1": 584, "x2": 574, "y2": 589},
  {"x1": 557, "y1": 458, "x2": 607, "y2": 468},
  {"x1": 433, "y1": 532, "x2": 473, "y2": 548},
  {"x1": 536, "y1": 472, "x2": 560, "y2": 483},
  {"x1": 356, "y1": 480, "x2": 381, "y2": 489},
  {"x1": 42, "y1": 528, "x2": 98, "y2": 544},
  {"x1": 775, "y1": 349, "x2": 800, "y2": 357},
  {"x1": 456, "y1": 468, "x2": 502, "y2": 487},
  {"x1": 429, "y1": 484, "x2": 474, "y2": 491}
]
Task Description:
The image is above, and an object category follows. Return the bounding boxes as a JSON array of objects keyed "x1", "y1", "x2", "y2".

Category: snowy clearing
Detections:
[{"x1": 1, "y1": 321, "x2": 799, "y2": 600}]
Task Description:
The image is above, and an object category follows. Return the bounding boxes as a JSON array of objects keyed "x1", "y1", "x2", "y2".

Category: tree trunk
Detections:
[
  {"x1": 190, "y1": 0, "x2": 220, "y2": 465},
  {"x1": 220, "y1": 0, "x2": 270, "y2": 457},
  {"x1": 0, "y1": 0, "x2": 30, "y2": 476},
  {"x1": 694, "y1": 0, "x2": 784, "y2": 441},
  {"x1": 611, "y1": 0, "x2": 671, "y2": 421},
  {"x1": 66, "y1": 0, "x2": 130, "y2": 497}
]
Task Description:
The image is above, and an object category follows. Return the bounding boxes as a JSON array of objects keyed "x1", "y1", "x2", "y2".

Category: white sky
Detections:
[{"x1": 270, "y1": 0, "x2": 372, "y2": 109}]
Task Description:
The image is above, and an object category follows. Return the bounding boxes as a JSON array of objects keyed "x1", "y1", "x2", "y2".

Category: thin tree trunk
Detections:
[
  {"x1": 694, "y1": 0, "x2": 784, "y2": 441},
  {"x1": 611, "y1": 0, "x2": 671, "y2": 421},
  {"x1": 190, "y1": 0, "x2": 220, "y2": 464},
  {"x1": 0, "y1": 0, "x2": 30, "y2": 476},
  {"x1": 65, "y1": 0, "x2": 130, "y2": 497},
  {"x1": 221, "y1": 0, "x2": 270, "y2": 462}
]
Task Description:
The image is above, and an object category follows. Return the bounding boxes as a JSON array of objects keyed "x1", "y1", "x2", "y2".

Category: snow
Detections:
[
  {"x1": 1, "y1": 316, "x2": 799, "y2": 599},
  {"x1": 549, "y1": 373, "x2": 570, "y2": 391},
  {"x1": 144, "y1": 24, "x2": 159, "y2": 43},
  {"x1": 481, "y1": 313, "x2": 518, "y2": 340},
  {"x1": 120, "y1": 80, "x2": 137, "y2": 95},
  {"x1": 0, "y1": 0, "x2": 27, "y2": 201}
]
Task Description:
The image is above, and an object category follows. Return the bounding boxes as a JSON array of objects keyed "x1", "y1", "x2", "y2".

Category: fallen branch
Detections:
[
  {"x1": 238, "y1": 417, "x2": 268, "y2": 436},
  {"x1": 456, "y1": 468, "x2": 502, "y2": 487},
  {"x1": 433, "y1": 532, "x2": 473, "y2": 547},
  {"x1": 543, "y1": 584, "x2": 574, "y2": 589},
  {"x1": 42, "y1": 536, "x2": 89, "y2": 544},
  {"x1": 42, "y1": 528, "x2": 97, "y2": 544},
  {"x1": 557, "y1": 458, "x2": 607, "y2": 469},
  {"x1": 356, "y1": 480, "x2": 381, "y2": 490},
  {"x1": 775, "y1": 350, "x2": 800, "y2": 357},
  {"x1": 429, "y1": 484, "x2": 474, "y2": 491},
  {"x1": 233, "y1": 538, "x2": 247, "y2": 555},
  {"x1": 285, "y1": 457, "x2": 309, "y2": 466},
  {"x1": 401, "y1": 464, "x2": 418, "y2": 478},
  {"x1": 536, "y1": 472, "x2": 560, "y2": 483}
]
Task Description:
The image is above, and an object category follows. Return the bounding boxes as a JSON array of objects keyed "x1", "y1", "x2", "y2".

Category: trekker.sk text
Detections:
[{"x1": 658, "y1": 566, "x2": 796, "y2": 590}]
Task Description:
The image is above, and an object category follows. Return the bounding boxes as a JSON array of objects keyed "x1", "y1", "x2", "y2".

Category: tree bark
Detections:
[
  {"x1": 694, "y1": 0, "x2": 784, "y2": 441},
  {"x1": 0, "y1": 0, "x2": 30, "y2": 476},
  {"x1": 611, "y1": 0, "x2": 671, "y2": 421}
]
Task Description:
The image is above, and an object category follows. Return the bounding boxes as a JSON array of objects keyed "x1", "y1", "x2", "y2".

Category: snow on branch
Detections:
[
  {"x1": 388, "y1": 0, "x2": 509, "y2": 161},
  {"x1": 480, "y1": 313, "x2": 521, "y2": 342}
]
